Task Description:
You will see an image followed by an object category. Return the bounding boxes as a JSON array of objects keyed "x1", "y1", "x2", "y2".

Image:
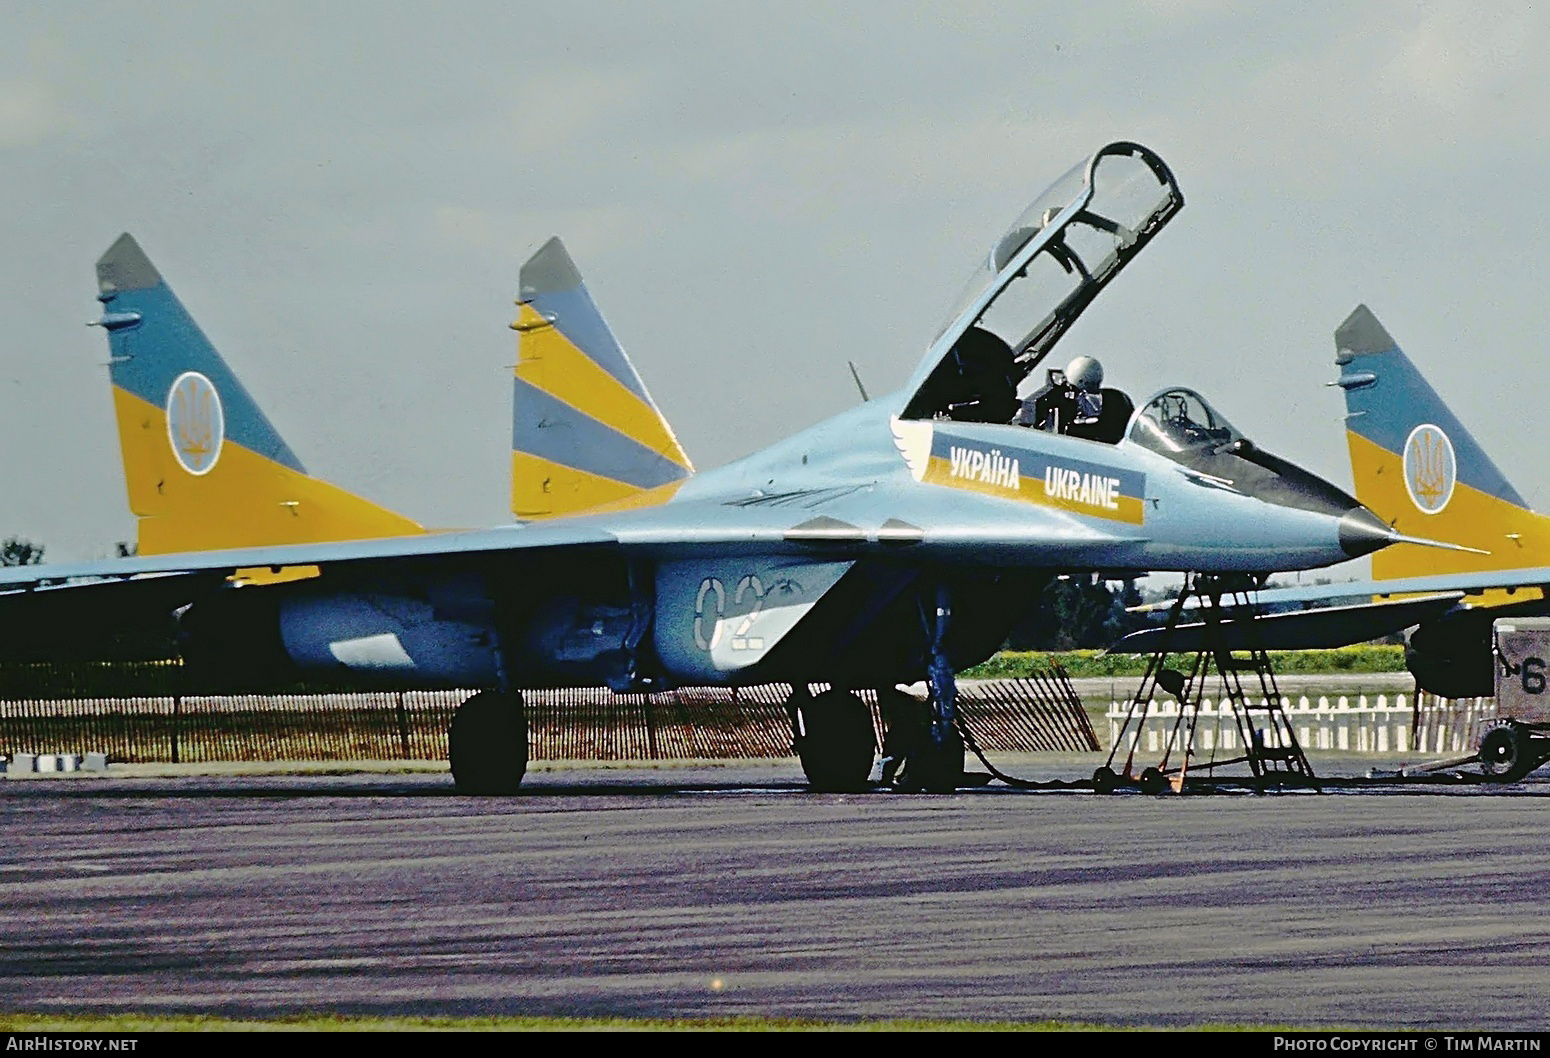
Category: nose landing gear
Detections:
[{"x1": 881, "y1": 584, "x2": 966, "y2": 793}]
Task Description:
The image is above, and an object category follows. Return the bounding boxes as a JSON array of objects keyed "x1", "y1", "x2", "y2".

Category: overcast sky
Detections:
[{"x1": 3, "y1": 2, "x2": 1547, "y2": 568}]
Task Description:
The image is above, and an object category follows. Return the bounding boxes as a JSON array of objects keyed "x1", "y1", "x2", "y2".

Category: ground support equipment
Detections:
[{"x1": 1096, "y1": 573, "x2": 1318, "y2": 794}]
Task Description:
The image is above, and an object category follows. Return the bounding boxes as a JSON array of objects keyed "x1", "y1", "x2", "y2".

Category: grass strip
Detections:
[{"x1": 965, "y1": 645, "x2": 1407, "y2": 681}]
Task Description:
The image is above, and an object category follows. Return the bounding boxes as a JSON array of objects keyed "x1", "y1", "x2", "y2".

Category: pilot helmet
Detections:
[{"x1": 1065, "y1": 355, "x2": 1103, "y2": 393}]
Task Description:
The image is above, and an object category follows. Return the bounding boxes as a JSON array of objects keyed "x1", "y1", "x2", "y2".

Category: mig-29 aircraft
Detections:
[{"x1": 0, "y1": 142, "x2": 1421, "y2": 794}]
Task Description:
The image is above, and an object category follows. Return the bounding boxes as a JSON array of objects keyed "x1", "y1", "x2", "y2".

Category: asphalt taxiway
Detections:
[{"x1": 2, "y1": 758, "x2": 1548, "y2": 1029}]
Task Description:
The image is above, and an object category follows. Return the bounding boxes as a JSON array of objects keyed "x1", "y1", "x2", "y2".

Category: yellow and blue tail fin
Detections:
[
  {"x1": 1334, "y1": 304, "x2": 1550, "y2": 580},
  {"x1": 510, "y1": 237, "x2": 693, "y2": 519},
  {"x1": 93, "y1": 233, "x2": 424, "y2": 556}
]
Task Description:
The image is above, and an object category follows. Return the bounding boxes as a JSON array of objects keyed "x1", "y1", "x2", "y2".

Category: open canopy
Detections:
[{"x1": 900, "y1": 142, "x2": 1183, "y2": 422}]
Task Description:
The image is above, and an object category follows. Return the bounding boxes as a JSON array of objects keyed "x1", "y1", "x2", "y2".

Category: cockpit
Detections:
[
  {"x1": 1129, "y1": 386, "x2": 1367, "y2": 518},
  {"x1": 899, "y1": 142, "x2": 1183, "y2": 444},
  {"x1": 894, "y1": 141, "x2": 1385, "y2": 534},
  {"x1": 1129, "y1": 388, "x2": 1241, "y2": 455}
]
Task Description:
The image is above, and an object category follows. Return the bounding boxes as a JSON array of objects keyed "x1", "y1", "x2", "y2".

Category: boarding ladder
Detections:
[{"x1": 1100, "y1": 572, "x2": 1318, "y2": 792}]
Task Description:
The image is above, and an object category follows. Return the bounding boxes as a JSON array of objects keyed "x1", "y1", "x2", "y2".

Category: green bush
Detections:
[{"x1": 963, "y1": 645, "x2": 1407, "y2": 680}]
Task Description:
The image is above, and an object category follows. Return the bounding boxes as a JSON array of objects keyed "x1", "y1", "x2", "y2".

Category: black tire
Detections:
[
  {"x1": 1092, "y1": 766, "x2": 1119, "y2": 794},
  {"x1": 1139, "y1": 767, "x2": 1168, "y2": 795},
  {"x1": 899, "y1": 726, "x2": 965, "y2": 794},
  {"x1": 449, "y1": 690, "x2": 529, "y2": 795},
  {"x1": 1480, "y1": 722, "x2": 1535, "y2": 783},
  {"x1": 795, "y1": 689, "x2": 876, "y2": 792},
  {"x1": 876, "y1": 687, "x2": 929, "y2": 780}
]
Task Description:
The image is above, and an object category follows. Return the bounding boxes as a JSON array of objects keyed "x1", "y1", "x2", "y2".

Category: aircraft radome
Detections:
[{"x1": 0, "y1": 142, "x2": 1417, "y2": 794}]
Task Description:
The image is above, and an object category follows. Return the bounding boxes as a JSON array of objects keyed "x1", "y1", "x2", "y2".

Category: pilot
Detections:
[{"x1": 1017, "y1": 355, "x2": 1134, "y2": 443}]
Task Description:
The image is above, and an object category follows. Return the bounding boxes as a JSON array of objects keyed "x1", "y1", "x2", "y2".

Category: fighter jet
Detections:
[
  {"x1": 0, "y1": 142, "x2": 1413, "y2": 794},
  {"x1": 1175, "y1": 305, "x2": 1550, "y2": 699}
]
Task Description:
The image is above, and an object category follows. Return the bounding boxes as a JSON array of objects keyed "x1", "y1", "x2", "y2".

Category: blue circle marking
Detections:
[
  {"x1": 1402, "y1": 423, "x2": 1455, "y2": 515},
  {"x1": 166, "y1": 371, "x2": 224, "y2": 476}
]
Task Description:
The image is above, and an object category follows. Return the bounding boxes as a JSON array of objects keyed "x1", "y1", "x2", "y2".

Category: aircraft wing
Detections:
[
  {"x1": 1111, "y1": 591, "x2": 1466, "y2": 654},
  {"x1": 0, "y1": 484, "x2": 1141, "y2": 596},
  {"x1": 1209, "y1": 568, "x2": 1550, "y2": 608},
  {"x1": 0, "y1": 522, "x2": 616, "y2": 589},
  {"x1": 0, "y1": 520, "x2": 617, "y2": 660}
]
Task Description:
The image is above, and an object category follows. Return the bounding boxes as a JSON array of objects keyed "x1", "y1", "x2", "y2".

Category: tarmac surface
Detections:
[{"x1": 3, "y1": 752, "x2": 1550, "y2": 1029}]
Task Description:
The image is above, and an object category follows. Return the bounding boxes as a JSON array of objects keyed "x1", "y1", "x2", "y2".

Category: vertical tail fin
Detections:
[
  {"x1": 1334, "y1": 304, "x2": 1550, "y2": 578},
  {"x1": 93, "y1": 234, "x2": 423, "y2": 555},
  {"x1": 510, "y1": 237, "x2": 692, "y2": 519}
]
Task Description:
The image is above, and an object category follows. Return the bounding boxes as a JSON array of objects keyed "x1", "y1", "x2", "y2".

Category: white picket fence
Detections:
[{"x1": 1106, "y1": 694, "x2": 1497, "y2": 755}]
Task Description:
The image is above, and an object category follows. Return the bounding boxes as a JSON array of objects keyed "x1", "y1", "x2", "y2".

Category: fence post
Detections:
[
  {"x1": 645, "y1": 694, "x2": 659, "y2": 761},
  {"x1": 396, "y1": 692, "x2": 410, "y2": 760}
]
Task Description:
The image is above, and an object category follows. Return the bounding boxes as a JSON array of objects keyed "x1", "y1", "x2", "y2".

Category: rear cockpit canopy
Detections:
[
  {"x1": 1128, "y1": 388, "x2": 1243, "y2": 458},
  {"x1": 900, "y1": 142, "x2": 1183, "y2": 423},
  {"x1": 1129, "y1": 386, "x2": 1365, "y2": 517}
]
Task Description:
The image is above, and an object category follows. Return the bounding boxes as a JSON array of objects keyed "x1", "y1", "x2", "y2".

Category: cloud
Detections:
[
  {"x1": 0, "y1": 81, "x2": 72, "y2": 148},
  {"x1": 1384, "y1": 2, "x2": 1545, "y2": 120}
]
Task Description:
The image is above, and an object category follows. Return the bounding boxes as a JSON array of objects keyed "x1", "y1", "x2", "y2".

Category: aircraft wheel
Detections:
[
  {"x1": 1092, "y1": 766, "x2": 1119, "y2": 794},
  {"x1": 875, "y1": 687, "x2": 928, "y2": 786},
  {"x1": 1479, "y1": 722, "x2": 1534, "y2": 783},
  {"x1": 449, "y1": 690, "x2": 529, "y2": 795},
  {"x1": 899, "y1": 727, "x2": 965, "y2": 794},
  {"x1": 1138, "y1": 767, "x2": 1168, "y2": 795},
  {"x1": 795, "y1": 689, "x2": 876, "y2": 792}
]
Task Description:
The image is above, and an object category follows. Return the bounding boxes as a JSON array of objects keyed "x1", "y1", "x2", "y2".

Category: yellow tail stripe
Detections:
[
  {"x1": 513, "y1": 304, "x2": 692, "y2": 472},
  {"x1": 114, "y1": 387, "x2": 424, "y2": 555},
  {"x1": 1348, "y1": 430, "x2": 1550, "y2": 579},
  {"x1": 513, "y1": 450, "x2": 683, "y2": 520}
]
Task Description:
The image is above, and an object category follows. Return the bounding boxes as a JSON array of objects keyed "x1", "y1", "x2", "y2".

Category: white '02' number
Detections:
[{"x1": 693, "y1": 575, "x2": 767, "y2": 652}]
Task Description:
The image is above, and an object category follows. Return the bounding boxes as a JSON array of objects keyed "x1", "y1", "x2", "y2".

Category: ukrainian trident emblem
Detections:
[
  {"x1": 165, "y1": 371, "x2": 224, "y2": 476},
  {"x1": 1402, "y1": 423, "x2": 1455, "y2": 514}
]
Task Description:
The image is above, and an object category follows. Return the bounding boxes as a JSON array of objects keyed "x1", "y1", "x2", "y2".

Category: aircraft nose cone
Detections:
[{"x1": 1337, "y1": 506, "x2": 1397, "y2": 559}]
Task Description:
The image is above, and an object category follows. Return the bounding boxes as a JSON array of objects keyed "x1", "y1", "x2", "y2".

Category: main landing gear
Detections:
[
  {"x1": 874, "y1": 584, "x2": 966, "y2": 793},
  {"x1": 449, "y1": 689, "x2": 530, "y2": 795},
  {"x1": 790, "y1": 686, "x2": 876, "y2": 792},
  {"x1": 787, "y1": 680, "x2": 963, "y2": 794},
  {"x1": 787, "y1": 586, "x2": 967, "y2": 794}
]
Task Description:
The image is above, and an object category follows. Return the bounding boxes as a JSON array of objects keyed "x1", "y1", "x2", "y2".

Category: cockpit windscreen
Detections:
[{"x1": 1128, "y1": 388, "x2": 1244, "y2": 457}]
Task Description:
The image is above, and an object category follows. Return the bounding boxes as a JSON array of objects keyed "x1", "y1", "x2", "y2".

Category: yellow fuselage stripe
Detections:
[{"x1": 922, "y1": 454, "x2": 1145, "y2": 524}]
